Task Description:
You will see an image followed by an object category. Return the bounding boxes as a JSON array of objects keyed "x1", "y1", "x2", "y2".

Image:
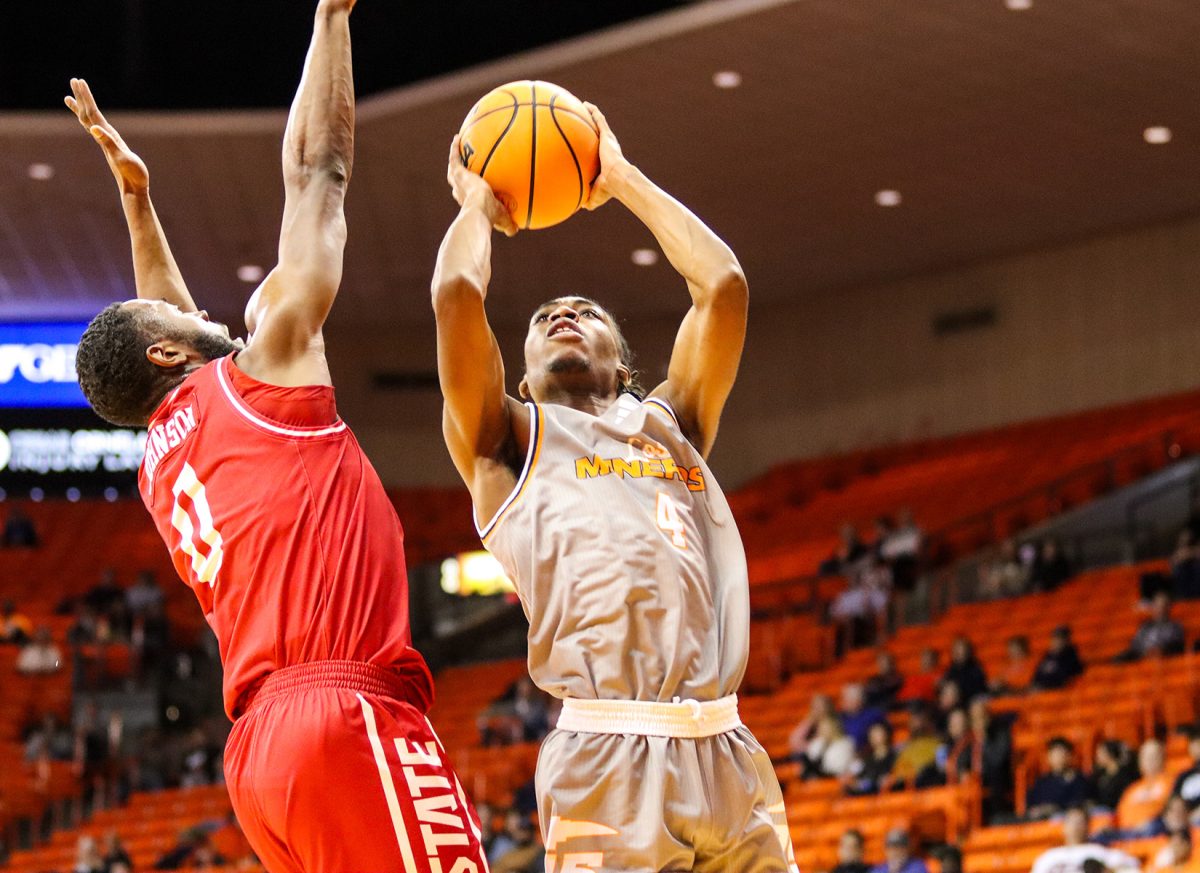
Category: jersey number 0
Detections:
[{"x1": 170, "y1": 462, "x2": 225, "y2": 586}]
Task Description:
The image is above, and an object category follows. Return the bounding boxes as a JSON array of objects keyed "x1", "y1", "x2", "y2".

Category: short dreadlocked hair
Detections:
[
  {"x1": 75, "y1": 303, "x2": 185, "y2": 426},
  {"x1": 529, "y1": 296, "x2": 645, "y2": 399}
]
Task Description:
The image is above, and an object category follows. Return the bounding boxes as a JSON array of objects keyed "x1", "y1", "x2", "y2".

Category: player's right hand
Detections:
[
  {"x1": 65, "y1": 78, "x2": 149, "y2": 196},
  {"x1": 447, "y1": 136, "x2": 518, "y2": 237}
]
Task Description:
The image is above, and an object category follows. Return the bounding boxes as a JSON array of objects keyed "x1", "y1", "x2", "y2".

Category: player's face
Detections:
[
  {"x1": 122, "y1": 299, "x2": 242, "y2": 358},
  {"x1": 523, "y1": 297, "x2": 623, "y2": 398}
]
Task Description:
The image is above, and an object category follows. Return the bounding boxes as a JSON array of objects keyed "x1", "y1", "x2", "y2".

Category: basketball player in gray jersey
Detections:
[{"x1": 432, "y1": 103, "x2": 796, "y2": 873}]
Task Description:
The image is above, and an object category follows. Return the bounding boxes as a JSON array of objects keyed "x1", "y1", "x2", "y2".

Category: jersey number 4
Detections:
[
  {"x1": 171, "y1": 463, "x2": 225, "y2": 586},
  {"x1": 656, "y1": 492, "x2": 687, "y2": 550}
]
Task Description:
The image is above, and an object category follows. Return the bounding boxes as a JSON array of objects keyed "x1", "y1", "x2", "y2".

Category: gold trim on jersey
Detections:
[{"x1": 478, "y1": 402, "x2": 545, "y2": 542}]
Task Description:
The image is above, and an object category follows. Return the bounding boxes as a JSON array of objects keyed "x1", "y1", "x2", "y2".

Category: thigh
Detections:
[
  {"x1": 229, "y1": 690, "x2": 487, "y2": 873},
  {"x1": 537, "y1": 729, "x2": 695, "y2": 873}
]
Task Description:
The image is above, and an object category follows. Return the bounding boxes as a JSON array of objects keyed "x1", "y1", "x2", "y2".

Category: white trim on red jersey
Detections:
[{"x1": 215, "y1": 357, "x2": 348, "y2": 438}]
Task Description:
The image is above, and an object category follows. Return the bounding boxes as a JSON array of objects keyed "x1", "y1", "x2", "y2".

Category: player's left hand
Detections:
[
  {"x1": 65, "y1": 78, "x2": 149, "y2": 196},
  {"x1": 582, "y1": 102, "x2": 631, "y2": 211}
]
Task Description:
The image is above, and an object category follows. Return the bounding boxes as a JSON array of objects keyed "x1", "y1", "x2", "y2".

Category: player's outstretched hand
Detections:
[
  {"x1": 582, "y1": 102, "x2": 631, "y2": 211},
  {"x1": 447, "y1": 136, "x2": 518, "y2": 237},
  {"x1": 64, "y1": 78, "x2": 149, "y2": 196}
]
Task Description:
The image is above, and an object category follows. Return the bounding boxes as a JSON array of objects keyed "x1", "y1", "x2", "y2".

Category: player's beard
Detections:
[
  {"x1": 188, "y1": 326, "x2": 240, "y2": 361},
  {"x1": 546, "y1": 351, "x2": 590, "y2": 375}
]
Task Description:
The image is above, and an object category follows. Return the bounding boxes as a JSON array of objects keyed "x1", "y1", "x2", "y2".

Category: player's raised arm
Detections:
[
  {"x1": 432, "y1": 138, "x2": 525, "y2": 501},
  {"x1": 584, "y1": 104, "x2": 748, "y2": 459},
  {"x1": 65, "y1": 79, "x2": 197, "y2": 313},
  {"x1": 238, "y1": 0, "x2": 357, "y2": 387}
]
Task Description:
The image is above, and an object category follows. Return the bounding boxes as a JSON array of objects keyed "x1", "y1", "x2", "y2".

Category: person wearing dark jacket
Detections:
[
  {"x1": 833, "y1": 829, "x2": 873, "y2": 873},
  {"x1": 942, "y1": 636, "x2": 988, "y2": 703},
  {"x1": 1089, "y1": 740, "x2": 1139, "y2": 811},
  {"x1": 1171, "y1": 725, "x2": 1200, "y2": 812},
  {"x1": 1027, "y1": 737, "x2": 1089, "y2": 819},
  {"x1": 1032, "y1": 626, "x2": 1085, "y2": 690}
]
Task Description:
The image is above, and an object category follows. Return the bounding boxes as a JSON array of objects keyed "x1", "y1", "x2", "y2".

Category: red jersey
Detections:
[{"x1": 138, "y1": 355, "x2": 431, "y2": 719}]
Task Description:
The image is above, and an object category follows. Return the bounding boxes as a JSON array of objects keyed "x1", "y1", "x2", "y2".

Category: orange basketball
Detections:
[{"x1": 457, "y1": 80, "x2": 600, "y2": 231}]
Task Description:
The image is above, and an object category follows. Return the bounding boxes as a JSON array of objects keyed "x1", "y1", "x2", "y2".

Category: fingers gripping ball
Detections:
[{"x1": 458, "y1": 81, "x2": 600, "y2": 230}]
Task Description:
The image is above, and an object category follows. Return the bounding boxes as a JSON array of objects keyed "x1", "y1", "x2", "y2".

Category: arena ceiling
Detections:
[{"x1": 1, "y1": 0, "x2": 1199, "y2": 332}]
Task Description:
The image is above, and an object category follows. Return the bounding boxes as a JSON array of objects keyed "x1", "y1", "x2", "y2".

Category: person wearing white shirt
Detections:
[{"x1": 1031, "y1": 808, "x2": 1141, "y2": 873}]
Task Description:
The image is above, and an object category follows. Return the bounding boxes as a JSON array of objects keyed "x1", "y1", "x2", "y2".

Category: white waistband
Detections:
[{"x1": 557, "y1": 695, "x2": 741, "y2": 739}]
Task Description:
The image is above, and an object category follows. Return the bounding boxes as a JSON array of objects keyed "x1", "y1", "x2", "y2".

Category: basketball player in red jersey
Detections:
[{"x1": 66, "y1": 4, "x2": 487, "y2": 872}]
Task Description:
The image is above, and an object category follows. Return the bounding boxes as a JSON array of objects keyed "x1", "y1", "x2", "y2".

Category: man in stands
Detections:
[
  {"x1": 1030, "y1": 807, "x2": 1139, "y2": 873},
  {"x1": 864, "y1": 651, "x2": 905, "y2": 709},
  {"x1": 16, "y1": 626, "x2": 63, "y2": 675},
  {"x1": 1033, "y1": 626, "x2": 1085, "y2": 690},
  {"x1": 1119, "y1": 592, "x2": 1186, "y2": 661},
  {"x1": 898, "y1": 648, "x2": 941, "y2": 705},
  {"x1": 886, "y1": 705, "x2": 941, "y2": 790},
  {"x1": 1148, "y1": 828, "x2": 1198, "y2": 873},
  {"x1": 1118, "y1": 739, "x2": 1176, "y2": 836},
  {"x1": 1171, "y1": 725, "x2": 1200, "y2": 815},
  {"x1": 841, "y1": 682, "x2": 888, "y2": 748},
  {"x1": 1026, "y1": 737, "x2": 1089, "y2": 820},
  {"x1": 1, "y1": 599, "x2": 33, "y2": 645},
  {"x1": 832, "y1": 829, "x2": 872, "y2": 873},
  {"x1": 872, "y1": 828, "x2": 928, "y2": 873}
]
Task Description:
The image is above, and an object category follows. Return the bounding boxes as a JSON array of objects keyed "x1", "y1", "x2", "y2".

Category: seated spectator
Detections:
[
  {"x1": 935, "y1": 708, "x2": 975, "y2": 784},
  {"x1": 1, "y1": 599, "x2": 33, "y2": 645},
  {"x1": 840, "y1": 683, "x2": 887, "y2": 749},
  {"x1": 970, "y1": 697, "x2": 1014, "y2": 816},
  {"x1": 153, "y1": 828, "x2": 226, "y2": 870},
  {"x1": 1151, "y1": 795, "x2": 1194, "y2": 841},
  {"x1": 102, "y1": 831, "x2": 132, "y2": 873},
  {"x1": 1030, "y1": 806, "x2": 1140, "y2": 873},
  {"x1": 846, "y1": 721, "x2": 897, "y2": 795},
  {"x1": 821, "y1": 523, "x2": 869, "y2": 576},
  {"x1": 802, "y1": 714, "x2": 856, "y2": 779},
  {"x1": 491, "y1": 811, "x2": 543, "y2": 873},
  {"x1": 72, "y1": 835, "x2": 105, "y2": 873},
  {"x1": 1117, "y1": 739, "x2": 1175, "y2": 835},
  {"x1": 881, "y1": 508, "x2": 923, "y2": 593},
  {"x1": 1033, "y1": 626, "x2": 1085, "y2": 690},
  {"x1": 935, "y1": 680, "x2": 963, "y2": 733},
  {"x1": 871, "y1": 516, "x2": 896, "y2": 561},
  {"x1": 2, "y1": 506, "x2": 39, "y2": 547},
  {"x1": 474, "y1": 803, "x2": 498, "y2": 858},
  {"x1": 1090, "y1": 740, "x2": 1139, "y2": 812},
  {"x1": 872, "y1": 828, "x2": 928, "y2": 873},
  {"x1": 84, "y1": 568, "x2": 125, "y2": 617},
  {"x1": 833, "y1": 829, "x2": 872, "y2": 873},
  {"x1": 886, "y1": 705, "x2": 941, "y2": 790},
  {"x1": 943, "y1": 636, "x2": 988, "y2": 704},
  {"x1": 830, "y1": 563, "x2": 891, "y2": 649},
  {"x1": 789, "y1": 693, "x2": 836, "y2": 761},
  {"x1": 865, "y1": 651, "x2": 904, "y2": 710},
  {"x1": 1030, "y1": 538, "x2": 1073, "y2": 593},
  {"x1": 16, "y1": 626, "x2": 63, "y2": 675},
  {"x1": 1149, "y1": 827, "x2": 1197, "y2": 873},
  {"x1": 126, "y1": 570, "x2": 165, "y2": 616},
  {"x1": 897, "y1": 648, "x2": 940, "y2": 705},
  {"x1": 979, "y1": 539, "x2": 1029, "y2": 600},
  {"x1": 991, "y1": 635, "x2": 1034, "y2": 695},
  {"x1": 1171, "y1": 725, "x2": 1200, "y2": 814},
  {"x1": 24, "y1": 713, "x2": 73, "y2": 763},
  {"x1": 1118, "y1": 592, "x2": 1186, "y2": 661},
  {"x1": 1027, "y1": 737, "x2": 1089, "y2": 819}
]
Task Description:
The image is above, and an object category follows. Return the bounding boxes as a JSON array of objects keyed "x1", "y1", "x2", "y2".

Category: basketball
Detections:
[{"x1": 457, "y1": 80, "x2": 600, "y2": 231}]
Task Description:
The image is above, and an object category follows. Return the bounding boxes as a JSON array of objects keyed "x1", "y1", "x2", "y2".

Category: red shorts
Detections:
[{"x1": 224, "y1": 660, "x2": 487, "y2": 873}]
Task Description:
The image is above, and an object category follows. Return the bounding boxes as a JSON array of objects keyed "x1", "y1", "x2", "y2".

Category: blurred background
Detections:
[{"x1": 2, "y1": 1, "x2": 1200, "y2": 871}]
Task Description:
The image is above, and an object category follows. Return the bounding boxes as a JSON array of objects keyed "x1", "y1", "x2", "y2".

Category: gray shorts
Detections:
[{"x1": 535, "y1": 724, "x2": 797, "y2": 872}]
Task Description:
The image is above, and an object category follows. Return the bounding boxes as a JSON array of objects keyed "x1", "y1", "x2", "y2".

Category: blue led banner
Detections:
[{"x1": 0, "y1": 322, "x2": 88, "y2": 408}]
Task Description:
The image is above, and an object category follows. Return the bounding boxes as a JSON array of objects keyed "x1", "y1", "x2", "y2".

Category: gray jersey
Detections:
[{"x1": 479, "y1": 394, "x2": 749, "y2": 702}]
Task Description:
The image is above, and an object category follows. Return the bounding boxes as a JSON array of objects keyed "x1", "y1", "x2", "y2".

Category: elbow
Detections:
[
  {"x1": 431, "y1": 272, "x2": 486, "y2": 316},
  {"x1": 706, "y1": 264, "x2": 749, "y2": 312},
  {"x1": 283, "y1": 153, "x2": 352, "y2": 193}
]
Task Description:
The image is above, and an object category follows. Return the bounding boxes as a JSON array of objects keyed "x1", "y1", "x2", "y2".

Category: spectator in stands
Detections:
[
  {"x1": 126, "y1": 569, "x2": 165, "y2": 616},
  {"x1": 72, "y1": 835, "x2": 106, "y2": 873},
  {"x1": 935, "y1": 708, "x2": 975, "y2": 784},
  {"x1": 1030, "y1": 806, "x2": 1140, "y2": 873},
  {"x1": 820, "y1": 523, "x2": 869, "y2": 577},
  {"x1": 872, "y1": 827, "x2": 928, "y2": 873},
  {"x1": 16, "y1": 626, "x2": 63, "y2": 674},
  {"x1": 942, "y1": 636, "x2": 988, "y2": 704},
  {"x1": 871, "y1": 516, "x2": 896, "y2": 561},
  {"x1": 840, "y1": 683, "x2": 887, "y2": 749},
  {"x1": 881, "y1": 508, "x2": 923, "y2": 593},
  {"x1": 1171, "y1": 725, "x2": 1200, "y2": 815},
  {"x1": 1032, "y1": 626, "x2": 1085, "y2": 690},
  {"x1": 864, "y1": 651, "x2": 904, "y2": 710},
  {"x1": 898, "y1": 648, "x2": 940, "y2": 706},
  {"x1": 846, "y1": 721, "x2": 897, "y2": 795},
  {"x1": 24, "y1": 713, "x2": 74, "y2": 763},
  {"x1": 512, "y1": 676, "x2": 550, "y2": 742},
  {"x1": 801, "y1": 714, "x2": 856, "y2": 779},
  {"x1": 970, "y1": 697, "x2": 1015, "y2": 816},
  {"x1": 830, "y1": 562, "x2": 891, "y2": 649},
  {"x1": 789, "y1": 693, "x2": 836, "y2": 761},
  {"x1": 1, "y1": 598, "x2": 33, "y2": 644},
  {"x1": 1027, "y1": 737, "x2": 1089, "y2": 820},
  {"x1": 979, "y1": 539, "x2": 1029, "y2": 600},
  {"x1": 1090, "y1": 740, "x2": 1139, "y2": 812},
  {"x1": 990, "y1": 635, "x2": 1034, "y2": 695},
  {"x1": 1118, "y1": 592, "x2": 1186, "y2": 661},
  {"x1": 2, "y1": 505, "x2": 39, "y2": 547},
  {"x1": 153, "y1": 828, "x2": 226, "y2": 870},
  {"x1": 1117, "y1": 739, "x2": 1175, "y2": 835},
  {"x1": 475, "y1": 803, "x2": 498, "y2": 858},
  {"x1": 1169, "y1": 531, "x2": 1200, "y2": 602},
  {"x1": 1030, "y1": 538, "x2": 1073, "y2": 593},
  {"x1": 886, "y1": 705, "x2": 941, "y2": 790},
  {"x1": 490, "y1": 810, "x2": 543, "y2": 873},
  {"x1": 1149, "y1": 827, "x2": 1196, "y2": 873},
  {"x1": 935, "y1": 680, "x2": 963, "y2": 733},
  {"x1": 832, "y1": 829, "x2": 872, "y2": 873},
  {"x1": 102, "y1": 831, "x2": 132, "y2": 873},
  {"x1": 1151, "y1": 795, "x2": 1194, "y2": 841}
]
